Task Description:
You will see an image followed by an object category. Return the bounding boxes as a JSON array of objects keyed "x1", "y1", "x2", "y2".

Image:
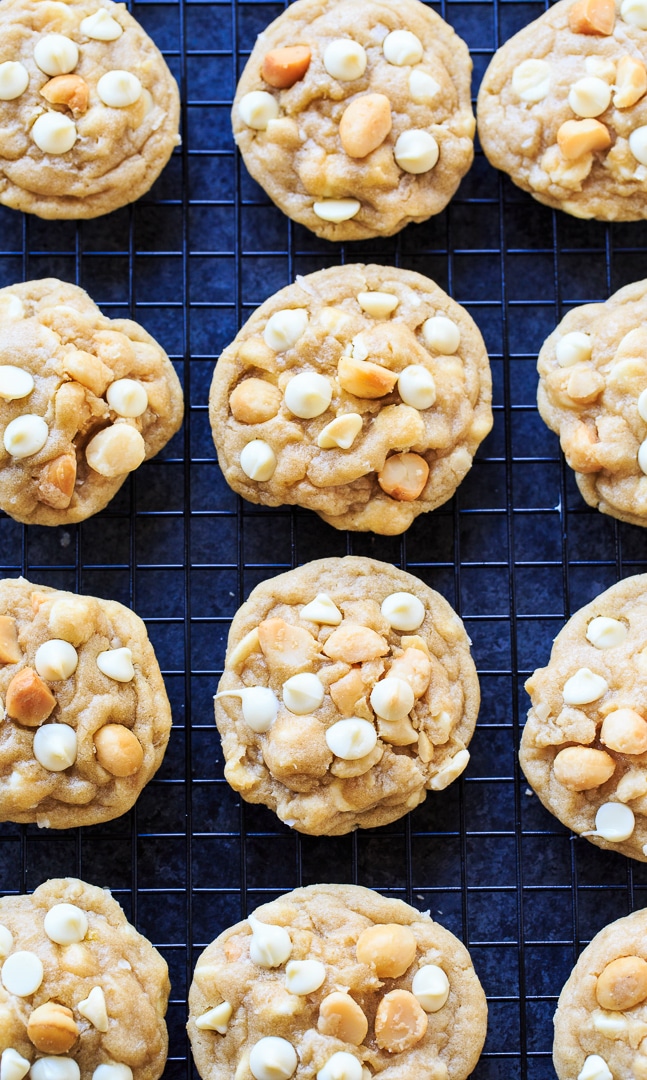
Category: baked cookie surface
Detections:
[
  {"x1": 214, "y1": 557, "x2": 480, "y2": 836},
  {"x1": 521, "y1": 573, "x2": 647, "y2": 861},
  {"x1": 232, "y1": 0, "x2": 475, "y2": 240},
  {"x1": 209, "y1": 265, "x2": 492, "y2": 536},
  {"x1": 0, "y1": 576, "x2": 172, "y2": 828},
  {"x1": 0, "y1": 0, "x2": 180, "y2": 219},
  {"x1": 478, "y1": 0, "x2": 647, "y2": 221},
  {"x1": 188, "y1": 883, "x2": 487, "y2": 1080},
  {"x1": 536, "y1": 278, "x2": 647, "y2": 527},
  {"x1": 0, "y1": 279, "x2": 183, "y2": 526},
  {"x1": 553, "y1": 908, "x2": 647, "y2": 1080},
  {"x1": 0, "y1": 877, "x2": 169, "y2": 1080}
]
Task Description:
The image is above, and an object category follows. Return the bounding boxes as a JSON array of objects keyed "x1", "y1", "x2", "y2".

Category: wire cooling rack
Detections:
[{"x1": 2, "y1": 0, "x2": 647, "y2": 1077}]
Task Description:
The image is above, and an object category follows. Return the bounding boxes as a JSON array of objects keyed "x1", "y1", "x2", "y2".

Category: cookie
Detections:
[
  {"x1": 553, "y1": 908, "x2": 647, "y2": 1080},
  {"x1": 231, "y1": 0, "x2": 475, "y2": 240},
  {"x1": 478, "y1": 0, "x2": 647, "y2": 221},
  {"x1": 0, "y1": 279, "x2": 184, "y2": 526},
  {"x1": 521, "y1": 573, "x2": 647, "y2": 862},
  {"x1": 0, "y1": 576, "x2": 172, "y2": 828},
  {"x1": 0, "y1": 0, "x2": 180, "y2": 219},
  {"x1": 0, "y1": 877, "x2": 169, "y2": 1080},
  {"x1": 536, "y1": 278, "x2": 647, "y2": 527},
  {"x1": 209, "y1": 264, "x2": 492, "y2": 536},
  {"x1": 214, "y1": 556, "x2": 480, "y2": 836},
  {"x1": 188, "y1": 883, "x2": 488, "y2": 1080}
]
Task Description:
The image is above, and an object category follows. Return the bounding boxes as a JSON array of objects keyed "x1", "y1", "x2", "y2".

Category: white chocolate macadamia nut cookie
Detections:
[
  {"x1": 232, "y1": 0, "x2": 475, "y2": 240},
  {"x1": 0, "y1": 279, "x2": 183, "y2": 525},
  {"x1": 520, "y1": 573, "x2": 647, "y2": 861},
  {"x1": 214, "y1": 557, "x2": 480, "y2": 835},
  {"x1": 553, "y1": 909, "x2": 647, "y2": 1080},
  {"x1": 209, "y1": 265, "x2": 492, "y2": 536},
  {"x1": 478, "y1": 0, "x2": 647, "y2": 221},
  {"x1": 0, "y1": 878, "x2": 169, "y2": 1080},
  {"x1": 537, "y1": 278, "x2": 647, "y2": 527},
  {"x1": 0, "y1": 0, "x2": 180, "y2": 219},
  {"x1": 187, "y1": 884, "x2": 487, "y2": 1080},
  {"x1": 0, "y1": 576, "x2": 171, "y2": 828}
]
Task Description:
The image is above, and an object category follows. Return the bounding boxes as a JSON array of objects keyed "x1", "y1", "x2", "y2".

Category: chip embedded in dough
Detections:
[
  {"x1": 0, "y1": 576, "x2": 172, "y2": 828},
  {"x1": 209, "y1": 265, "x2": 492, "y2": 536},
  {"x1": 0, "y1": 279, "x2": 183, "y2": 525},
  {"x1": 232, "y1": 0, "x2": 475, "y2": 240},
  {"x1": 214, "y1": 557, "x2": 480, "y2": 835},
  {"x1": 188, "y1": 883, "x2": 488, "y2": 1080}
]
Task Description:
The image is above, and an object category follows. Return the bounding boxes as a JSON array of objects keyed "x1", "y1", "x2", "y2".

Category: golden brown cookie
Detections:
[
  {"x1": 232, "y1": 0, "x2": 475, "y2": 240},
  {"x1": 0, "y1": 576, "x2": 172, "y2": 828},
  {"x1": 478, "y1": 0, "x2": 647, "y2": 221},
  {"x1": 0, "y1": 0, "x2": 180, "y2": 219},
  {"x1": 187, "y1": 884, "x2": 488, "y2": 1080},
  {"x1": 214, "y1": 557, "x2": 480, "y2": 836},
  {"x1": 0, "y1": 279, "x2": 184, "y2": 526},
  {"x1": 0, "y1": 877, "x2": 169, "y2": 1080},
  {"x1": 209, "y1": 264, "x2": 492, "y2": 536}
]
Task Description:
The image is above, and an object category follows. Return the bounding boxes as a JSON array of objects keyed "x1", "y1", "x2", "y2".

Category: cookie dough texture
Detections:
[
  {"x1": 0, "y1": 877, "x2": 169, "y2": 1080},
  {"x1": 209, "y1": 265, "x2": 492, "y2": 536},
  {"x1": 0, "y1": 576, "x2": 172, "y2": 828},
  {"x1": 521, "y1": 574, "x2": 647, "y2": 861},
  {"x1": 188, "y1": 884, "x2": 487, "y2": 1080},
  {"x1": 553, "y1": 909, "x2": 647, "y2": 1080},
  {"x1": 232, "y1": 0, "x2": 475, "y2": 240},
  {"x1": 478, "y1": 0, "x2": 647, "y2": 220},
  {"x1": 0, "y1": 0, "x2": 180, "y2": 219},
  {"x1": 537, "y1": 279, "x2": 647, "y2": 527},
  {"x1": 215, "y1": 557, "x2": 480, "y2": 835},
  {"x1": 0, "y1": 279, "x2": 183, "y2": 525}
]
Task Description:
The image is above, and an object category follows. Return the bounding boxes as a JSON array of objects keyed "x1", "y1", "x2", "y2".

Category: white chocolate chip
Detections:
[
  {"x1": 92, "y1": 1068, "x2": 132, "y2": 1080},
  {"x1": 284, "y1": 372, "x2": 332, "y2": 419},
  {"x1": 629, "y1": 126, "x2": 647, "y2": 165},
  {"x1": 412, "y1": 964, "x2": 450, "y2": 1012},
  {"x1": 562, "y1": 667, "x2": 608, "y2": 705},
  {"x1": 80, "y1": 10, "x2": 123, "y2": 39},
  {"x1": 585, "y1": 56, "x2": 616, "y2": 82},
  {"x1": 106, "y1": 379, "x2": 148, "y2": 417},
  {"x1": 586, "y1": 617, "x2": 627, "y2": 649},
  {"x1": 0, "y1": 295, "x2": 24, "y2": 323},
  {"x1": 556, "y1": 331, "x2": 592, "y2": 366},
  {"x1": 357, "y1": 292, "x2": 399, "y2": 318},
  {"x1": 325, "y1": 717, "x2": 377, "y2": 760},
  {"x1": 383, "y1": 30, "x2": 423, "y2": 66},
  {"x1": 85, "y1": 424, "x2": 146, "y2": 477},
  {"x1": 398, "y1": 365, "x2": 436, "y2": 409},
  {"x1": 639, "y1": 387, "x2": 647, "y2": 422},
  {"x1": 238, "y1": 90, "x2": 279, "y2": 130},
  {"x1": 370, "y1": 677, "x2": 414, "y2": 722},
  {"x1": 3, "y1": 415, "x2": 48, "y2": 458},
  {"x1": 248, "y1": 915, "x2": 292, "y2": 968},
  {"x1": 282, "y1": 672, "x2": 325, "y2": 714},
  {"x1": 2, "y1": 951, "x2": 43, "y2": 996},
  {"x1": 33, "y1": 34, "x2": 78, "y2": 76},
  {"x1": 215, "y1": 687, "x2": 278, "y2": 733},
  {"x1": 0, "y1": 62, "x2": 29, "y2": 100},
  {"x1": 381, "y1": 591, "x2": 425, "y2": 631},
  {"x1": 32, "y1": 1062, "x2": 81, "y2": 1080},
  {"x1": 0, "y1": 366, "x2": 34, "y2": 401},
  {"x1": 323, "y1": 40, "x2": 367, "y2": 81},
  {"x1": 409, "y1": 69, "x2": 440, "y2": 103},
  {"x1": 77, "y1": 985, "x2": 108, "y2": 1031},
  {"x1": 97, "y1": 70, "x2": 142, "y2": 107},
  {"x1": 195, "y1": 1002, "x2": 232, "y2": 1033},
  {"x1": 568, "y1": 77, "x2": 611, "y2": 118},
  {"x1": 313, "y1": 199, "x2": 361, "y2": 223},
  {"x1": 240, "y1": 440, "x2": 277, "y2": 482},
  {"x1": 0, "y1": 926, "x2": 13, "y2": 957},
  {"x1": 317, "y1": 414, "x2": 363, "y2": 450},
  {"x1": 577, "y1": 1054, "x2": 612, "y2": 1080},
  {"x1": 263, "y1": 309, "x2": 308, "y2": 352},
  {"x1": 249, "y1": 1037, "x2": 297, "y2": 1080},
  {"x1": 285, "y1": 959, "x2": 326, "y2": 995},
  {"x1": 394, "y1": 130, "x2": 439, "y2": 174},
  {"x1": 639, "y1": 439, "x2": 647, "y2": 475},
  {"x1": 422, "y1": 315, "x2": 460, "y2": 354},
  {"x1": 96, "y1": 647, "x2": 135, "y2": 683},
  {"x1": 35, "y1": 639, "x2": 78, "y2": 680},
  {"x1": 34, "y1": 724, "x2": 77, "y2": 772},
  {"x1": 1, "y1": 1049, "x2": 30, "y2": 1080},
  {"x1": 511, "y1": 58, "x2": 551, "y2": 102},
  {"x1": 317, "y1": 1053, "x2": 362, "y2": 1080},
  {"x1": 586, "y1": 802, "x2": 635, "y2": 843},
  {"x1": 300, "y1": 593, "x2": 342, "y2": 625},
  {"x1": 44, "y1": 902, "x2": 88, "y2": 944},
  {"x1": 592, "y1": 1010, "x2": 627, "y2": 1035},
  {"x1": 621, "y1": 0, "x2": 647, "y2": 27}
]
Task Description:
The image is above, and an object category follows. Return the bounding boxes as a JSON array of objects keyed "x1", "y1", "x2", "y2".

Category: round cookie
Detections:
[
  {"x1": 536, "y1": 278, "x2": 647, "y2": 528},
  {"x1": 188, "y1": 883, "x2": 488, "y2": 1080},
  {"x1": 478, "y1": 0, "x2": 647, "y2": 221},
  {"x1": 0, "y1": 279, "x2": 184, "y2": 526},
  {"x1": 214, "y1": 556, "x2": 480, "y2": 836},
  {"x1": 553, "y1": 908, "x2": 647, "y2": 1080},
  {"x1": 0, "y1": 877, "x2": 169, "y2": 1080},
  {"x1": 232, "y1": 0, "x2": 475, "y2": 240},
  {"x1": 0, "y1": 0, "x2": 180, "y2": 219},
  {"x1": 209, "y1": 264, "x2": 492, "y2": 536},
  {"x1": 0, "y1": 576, "x2": 172, "y2": 828},
  {"x1": 521, "y1": 573, "x2": 647, "y2": 862}
]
